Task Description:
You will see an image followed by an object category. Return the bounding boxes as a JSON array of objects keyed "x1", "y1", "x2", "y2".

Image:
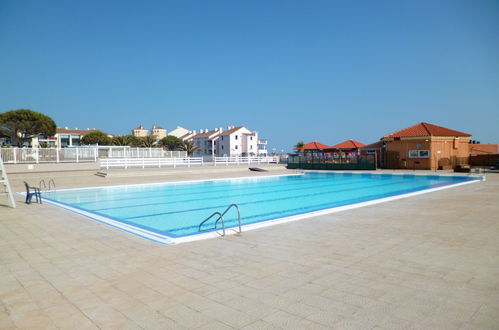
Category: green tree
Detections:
[
  {"x1": 141, "y1": 136, "x2": 157, "y2": 147},
  {"x1": 294, "y1": 141, "x2": 305, "y2": 151},
  {"x1": 158, "y1": 136, "x2": 183, "y2": 150},
  {"x1": 181, "y1": 140, "x2": 199, "y2": 156},
  {"x1": 80, "y1": 131, "x2": 112, "y2": 145},
  {"x1": 124, "y1": 135, "x2": 143, "y2": 147},
  {"x1": 0, "y1": 109, "x2": 56, "y2": 146},
  {"x1": 112, "y1": 135, "x2": 130, "y2": 146}
]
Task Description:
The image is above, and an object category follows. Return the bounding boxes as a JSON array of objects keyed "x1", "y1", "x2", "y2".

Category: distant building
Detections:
[
  {"x1": 190, "y1": 126, "x2": 268, "y2": 157},
  {"x1": 190, "y1": 129, "x2": 221, "y2": 157},
  {"x1": 132, "y1": 125, "x2": 149, "y2": 138},
  {"x1": 168, "y1": 126, "x2": 190, "y2": 139},
  {"x1": 151, "y1": 125, "x2": 167, "y2": 140},
  {"x1": 31, "y1": 128, "x2": 112, "y2": 148}
]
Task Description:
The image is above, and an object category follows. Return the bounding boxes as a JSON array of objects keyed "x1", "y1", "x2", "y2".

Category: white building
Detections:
[
  {"x1": 190, "y1": 126, "x2": 268, "y2": 157},
  {"x1": 31, "y1": 128, "x2": 112, "y2": 148},
  {"x1": 190, "y1": 129, "x2": 221, "y2": 157}
]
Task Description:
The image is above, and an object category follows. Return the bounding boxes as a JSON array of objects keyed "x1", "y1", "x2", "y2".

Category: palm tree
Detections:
[
  {"x1": 141, "y1": 136, "x2": 157, "y2": 148},
  {"x1": 112, "y1": 135, "x2": 130, "y2": 146},
  {"x1": 181, "y1": 140, "x2": 199, "y2": 156},
  {"x1": 294, "y1": 141, "x2": 305, "y2": 154}
]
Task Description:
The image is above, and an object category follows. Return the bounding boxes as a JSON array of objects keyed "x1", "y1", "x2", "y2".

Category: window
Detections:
[
  {"x1": 235, "y1": 135, "x2": 238, "y2": 140},
  {"x1": 221, "y1": 145, "x2": 224, "y2": 150},
  {"x1": 250, "y1": 137, "x2": 253, "y2": 140},
  {"x1": 408, "y1": 150, "x2": 429, "y2": 158},
  {"x1": 366, "y1": 150, "x2": 376, "y2": 154},
  {"x1": 235, "y1": 145, "x2": 238, "y2": 149},
  {"x1": 250, "y1": 145, "x2": 253, "y2": 149},
  {"x1": 221, "y1": 136, "x2": 224, "y2": 140}
]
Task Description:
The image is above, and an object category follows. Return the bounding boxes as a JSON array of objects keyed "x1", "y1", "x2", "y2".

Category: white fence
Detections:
[
  {"x1": 98, "y1": 147, "x2": 186, "y2": 158},
  {"x1": 0, "y1": 148, "x2": 98, "y2": 163},
  {"x1": 214, "y1": 156, "x2": 279, "y2": 165},
  {"x1": 100, "y1": 157, "x2": 204, "y2": 169},
  {"x1": 0, "y1": 147, "x2": 187, "y2": 164}
]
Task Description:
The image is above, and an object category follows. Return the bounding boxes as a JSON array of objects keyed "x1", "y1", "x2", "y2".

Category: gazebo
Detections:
[
  {"x1": 325, "y1": 140, "x2": 365, "y2": 156},
  {"x1": 294, "y1": 141, "x2": 330, "y2": 154}
]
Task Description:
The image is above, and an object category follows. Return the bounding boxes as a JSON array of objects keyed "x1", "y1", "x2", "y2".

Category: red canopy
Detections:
[
  {"x1": 328, "y1": 139, "x2": 365, "y2": 149},
  {"x1": 294, "y1": 141, "x2": 330, "y2": 150}
]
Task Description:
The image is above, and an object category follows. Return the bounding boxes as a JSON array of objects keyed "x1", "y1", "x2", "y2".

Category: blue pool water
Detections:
[{"x1": 43, "y1": 172, "x2": 479, "y2": 239}]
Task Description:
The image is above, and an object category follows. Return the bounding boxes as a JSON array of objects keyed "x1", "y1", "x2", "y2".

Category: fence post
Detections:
[
  {"x1": 226, "y1": 157, "x2": 228, "y2": 166},
  {"x1": 13, "y1": 148, "x2": 17, "y2": 164},
  {"x1": 94, "y1": 148, "x2": 97, "y2": 162},
  {"x1": 56, "y1": 148, "x2": 60, "y2": 163},
  {"x1": 188, "y1": 157, "x2": 191, "y2": 168},
  {"x1": 173, "y1": 157, "x2": 176, "y2": 168},
  {"x1": 35, "y1": 148, "x2": 39, "y2": 164}
]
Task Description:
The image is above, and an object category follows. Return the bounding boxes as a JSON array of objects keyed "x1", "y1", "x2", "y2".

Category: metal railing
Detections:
[
  {"x1": 100, "y1": 157, "x2": 204, "y2": 169},
  {"x1": 213, "y1": 156, "x2": 279, "y2": 166},
  {"x1": 39, "y1": 179, "x2": 56, "y2": 192},
  {"x1": 198, "y1": 204, "x2": 242, "y2": 237}
]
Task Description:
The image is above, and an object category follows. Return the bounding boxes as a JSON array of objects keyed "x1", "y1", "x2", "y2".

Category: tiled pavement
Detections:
[{"x1": 1, "y1": 169, "x2": 498, "y2": 329}]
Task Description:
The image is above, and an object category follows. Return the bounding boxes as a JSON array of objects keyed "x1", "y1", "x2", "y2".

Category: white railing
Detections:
[
  {"x1": 0, "y1": 147, "x2": 98, "y2": 163},
  {"x1": 100, "y1": 157, "x2": 204, "y2": 169},
  {"x1": 214, "y1": 156, "x2": 279, "y2": 166},
  {"x1": 0, "y1": 147, "x2": 188, "y2": 164}
]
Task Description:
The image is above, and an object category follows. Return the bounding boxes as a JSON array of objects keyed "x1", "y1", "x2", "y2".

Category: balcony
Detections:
[{"x1": 258, "y1": 139, "x2": 268, "y2": 145}]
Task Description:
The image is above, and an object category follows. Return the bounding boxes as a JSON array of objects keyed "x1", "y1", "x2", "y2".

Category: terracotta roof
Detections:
[
  {"x1": 191, "y1": 130, "x2": 220, "y2": 139},
  {"x1": 152, "y1": 125, "x2": 165, "y2": 130},
  {"x1": 328, "y1": 140, "x2": 365, "y2": 149},
  {"x1": 134, "y1": 125, "x2": 146, "y2": 130},
  {"x1": 294, "y1": 141, "x2": 329, "y2": 150},
  {"x1": 360, "y1": 141, "x2": 383, "y2": 149},
  {"x1": 55, "y1": 128, "x2": 101, "y2": 136},
  {"x1": 219, "y1": 126, "x2": 244, "y2": 136},
  {"x1": 384, "y1": 122, "x2": 471, "y2": 138}
]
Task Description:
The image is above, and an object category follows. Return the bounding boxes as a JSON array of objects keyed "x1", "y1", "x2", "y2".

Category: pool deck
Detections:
[{"x1": 1, "y1": 167, "x2": 498, "y2": 329}]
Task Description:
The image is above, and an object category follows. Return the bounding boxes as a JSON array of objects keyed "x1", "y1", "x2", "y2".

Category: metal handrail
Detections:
[
  {"x1": 48, "y1": 179, "x2": 56, "y2": 191},
  {"x1": 39, "y1": 179, "x2": 47, "y2": 191},
  {"x1": 198, "y1": 203, "x2": 242, "y2": 237},
  {"x1": 214, "y1": 204, "x2": 241, "y2": 234}
]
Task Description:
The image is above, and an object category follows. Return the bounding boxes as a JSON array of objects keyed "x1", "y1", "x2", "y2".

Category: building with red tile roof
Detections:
[
  {"x1": 381, "y1": 122, "x2": 473, "y2": 170},
  {"x1": 328, "y1": 140, "x2": 365, "y2": 150},
  {"x1": 294, "y1": 141, "x2": 329, "y2": 152}
]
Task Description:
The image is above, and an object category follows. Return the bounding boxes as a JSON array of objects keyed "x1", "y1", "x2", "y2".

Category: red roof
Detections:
[
  {"x1": 384, "y1": 122, "x2": 471, "y2": 138},
  {"x1": 328, "y1": 140, "x2": 365, "y2": 149},
  {"x1": 294, "y1": 141, "x2": 329, "y2": 150}
]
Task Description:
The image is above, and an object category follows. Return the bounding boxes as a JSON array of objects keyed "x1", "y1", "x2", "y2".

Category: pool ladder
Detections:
[
  {"x1": 39, "y1": 179, "x2": 56, "y2": 192},
  {"x1": 198, "y1": 203, "x2": 242, "y2": 237}
]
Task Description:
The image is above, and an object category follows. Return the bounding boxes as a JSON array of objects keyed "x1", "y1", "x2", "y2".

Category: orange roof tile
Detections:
[
  {"x1": 384, "y1": 122, "x2": 471, "y2": 138},
  {"x1": 329, "y1": 140, "x2": 365, "y2": 149},
  {"x1": 294, "y1": 141, "x2": 329, "y2": 150}
]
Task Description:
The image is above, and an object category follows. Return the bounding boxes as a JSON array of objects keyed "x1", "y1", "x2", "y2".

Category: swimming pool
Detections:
[{"x1": 42, "y1": 172, "x2": 482, "y2": 244}]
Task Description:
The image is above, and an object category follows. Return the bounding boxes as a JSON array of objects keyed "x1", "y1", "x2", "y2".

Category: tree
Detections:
[
  {"x1": 0, "y1": 109, "x2": 56, "y2": 146},
  {"x1": 112, "y1": 135, "x2": 130, "y2": 146},
  {"x1": 124, "y1": 135, "x2": 143, "y2": 147},
  {"x1": 80, "y1": 131, "x2": 112, "y2": 145},
  {"x1": 141, "y1": 136, "x2": 157, "y2": 147},
  {"x1": 294, "y1": 141, "x2": 305, "y2": 154},
  {"x1": 158, "y1": 136, "x2": 183, "y2": 150},
  {"x1": 181, "y1": 140, "x2": 199, "y2": 156}
]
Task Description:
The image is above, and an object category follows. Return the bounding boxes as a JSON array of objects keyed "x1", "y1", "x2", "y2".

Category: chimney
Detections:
[{"x1": 219, "y1": 127, "x2": 223, "y2": 132}]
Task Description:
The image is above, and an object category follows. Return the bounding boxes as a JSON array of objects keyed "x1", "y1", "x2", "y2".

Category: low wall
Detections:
[{"x1": 5, "y1": 162, "x2": 100, "y2": 174}]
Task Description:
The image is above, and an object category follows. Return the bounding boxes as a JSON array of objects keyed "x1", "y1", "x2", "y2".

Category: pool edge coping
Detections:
[{"x1": 29, "y1": 172, "x2": 485, "y2": 245}]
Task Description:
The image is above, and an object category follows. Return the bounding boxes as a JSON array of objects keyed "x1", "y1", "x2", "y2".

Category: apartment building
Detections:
[
  {"x1": 190, "y1": 126, "x2": 268, "y2": 157},
  {"x1": 151, "y1": 125, "x2": 167, "y2": 139},
  {"x1": 31, "y1": 128, "x2": 112, "y2": 148},
  {"x1": 132, "y1": 125, "x2": 149, "y2": 138}
]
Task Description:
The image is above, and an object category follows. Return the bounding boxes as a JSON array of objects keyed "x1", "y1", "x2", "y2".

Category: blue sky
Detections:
[{"x1": 1, "y1": 0, "x2": 498, "y2": 151}]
